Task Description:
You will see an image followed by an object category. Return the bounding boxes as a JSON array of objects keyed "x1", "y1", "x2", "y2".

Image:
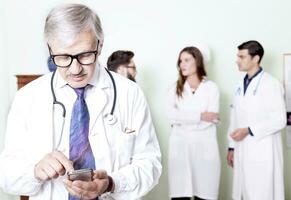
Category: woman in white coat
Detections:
[{"x1": 166, "y1": 46, "x2": 221, "y2": 200}]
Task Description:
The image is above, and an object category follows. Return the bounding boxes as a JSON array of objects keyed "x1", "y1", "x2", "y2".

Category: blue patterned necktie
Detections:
[{"x1": 69, "y1": 87, "x2": 97, "y2": 200}]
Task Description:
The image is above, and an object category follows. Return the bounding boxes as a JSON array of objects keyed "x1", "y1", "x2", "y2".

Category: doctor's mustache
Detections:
[{"x1": 67, "y1": 69, "x2": 87, "y2": 77}]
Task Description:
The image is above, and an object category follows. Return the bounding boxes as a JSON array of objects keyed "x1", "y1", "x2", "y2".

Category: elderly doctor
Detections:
[
  {"x1": 0, "y1": 3, "x2": 161, "y2": 200},
  {"x1": 227, "y1": 40, "x2": 286, "y2": 200}
]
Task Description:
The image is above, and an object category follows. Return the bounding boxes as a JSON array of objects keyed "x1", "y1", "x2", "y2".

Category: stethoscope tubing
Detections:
[
  {"x1": 50, "y1": 68, "x2": 117, "y2": 118},
  {"x1": 236, "y1": 71, "x2": 264, "y2": 96},
  {"x1": 50, "y1": 67, "x2": 117, "y2": 149}
]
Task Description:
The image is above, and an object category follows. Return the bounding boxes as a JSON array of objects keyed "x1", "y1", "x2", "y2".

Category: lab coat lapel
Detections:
[
  {"x1": 31, "y1": 74, "x2": 54, "y2": 154},
  {"x1": 236, "y1": 72, "x2": 264, "y2": 128},
  {"x1": 235, "y1": 79, "x2": 246, "y2": 127},
  {"x1": 244, "y1": 72, "x2": 261, "y2": 97},
  {"x1": 41, "y1": 76, "x2": 54, "y2": 152},
  {"x1": 87, "y1": 87, "x2": 108, "y2": 132},
  {"x1": 87, "y1": 67, "x2": 113, "y2": 171},
  {"x1": 87, "y1": 89, "x2": 113, "y2": 171},
  {"x1": 184, "y1": 81, "x2": 192, "y2": 95},
  {"x1": 87, "y1": 66, "x2": 111, "y2": 132}
]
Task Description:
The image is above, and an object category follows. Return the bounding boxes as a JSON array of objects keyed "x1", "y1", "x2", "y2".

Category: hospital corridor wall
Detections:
[
  {"x1": 0, "y1": 3, "x2": 17, "y2": 200},
  {"x1": 1, "y1": 0, "x2": 291, "y2": 199}
]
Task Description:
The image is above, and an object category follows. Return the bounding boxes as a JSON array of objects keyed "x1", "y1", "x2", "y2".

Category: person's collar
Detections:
[
  {"x1": 93, "y1": 64, "x2": 111, "y2": 90},
  {"x1": 184, "y1": 76, "x2": 207, "y2": 93},
  {"x1": 54, "y1": 62, "x2": 111, "y2": 90},
  {"x1": 244, "y1": 67, "x2": 263, "y2": 82},
  {"x1": 54, "y1": 70, "x2": 67, "y2": 89},
  {"x1": 184, "y1": 81, "x2": 192, "y2": 93},
  {"x1": 88, "y1": 62, "x2": 100, "y2": 87}
]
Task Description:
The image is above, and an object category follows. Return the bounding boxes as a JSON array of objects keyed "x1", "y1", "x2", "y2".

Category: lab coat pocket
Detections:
[{"x1": 117, "y1": 131, "x2": 136, "y2": 167}]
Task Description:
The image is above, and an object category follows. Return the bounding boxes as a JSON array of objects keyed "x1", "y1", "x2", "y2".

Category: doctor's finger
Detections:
[
  {"x1": 229, "y1": 160, "x2": 233, "y2": 167},
  {"x1": 93, "y1": 170, "x2": 107, "y2": 179},
  {"x1": 230, "y1": 156, "x2": 234, "y2": 167},
  {"x1": 233, "y1": 133, "x2": 244, "y2": 141},
  {"x1": 42, "y1": 163, "x2": 60, "y2": 179},
  {"x1": 64, "y1": 179, "x2": 84, "y2": 193},
  {"x1": 52, "y1": 151, "x2": 74, "y2": 172},
  {"x1": 65, "y1": 184, "x2": 83, "y2": 199},
  {"x1": 73, "y1": 179, "x2": 107, "y2": 195},
  {"x1": 73, "y1": 180, "x2": 98, "y2": 191},
  {"x1": 35, "y1": 168, "x2": 50, "y2": 181},
  {"x1": 231, "y1": 131, "x2": 240, "y2": 139},
  {"x1": 68, "y1": 182, "x2": 88, "y2": 197},
  {"x1": 44, "y1": 156, "x2": 66, "y2": 176},
  {"x1": 210, "y1": 112, "x2": 219, "y2": 118},
  {"x1": 232, "y1": 136, "x2": 241, "y2": 141},
  {"x1": 230, "y1": 133, "x2": 237, "y2": 140},
  {"x1": 227, "y1": 155, "x2": 234, "y2": 167}
]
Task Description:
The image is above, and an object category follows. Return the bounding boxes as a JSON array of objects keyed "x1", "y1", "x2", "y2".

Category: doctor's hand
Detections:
[
  {"x1": 227, "y1": 150, "x2": 234, "y2": 168},
  {"x1": 34, "y1": 150, "x2": 74, "y2": 181},
  {"x1": 201, "y1": 112, "x2": 219, "y2": 123},
  {"x1": 230, "y1": 128, "x2": 249, "y2": 141},
  {"x1": 63, "y1": 170, "x2": 112, "y2": 199}
]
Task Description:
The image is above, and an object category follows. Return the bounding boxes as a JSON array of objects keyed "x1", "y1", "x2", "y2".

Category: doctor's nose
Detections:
[{"x1": 68, "y1": 59, "x2": 83, "y2": 75}]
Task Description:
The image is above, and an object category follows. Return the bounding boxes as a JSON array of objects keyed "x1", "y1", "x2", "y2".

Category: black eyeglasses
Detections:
[
  {"x1": 47, "y1": 41, "x2": 99, "y2": 68},
  {"x1": 125, "y1": 65, "x2": 136, "y2": 70}
]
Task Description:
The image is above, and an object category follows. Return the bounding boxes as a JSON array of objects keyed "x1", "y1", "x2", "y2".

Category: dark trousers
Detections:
[{"x1": 171, "y1": 197, "x2": 206, "y2": 200}]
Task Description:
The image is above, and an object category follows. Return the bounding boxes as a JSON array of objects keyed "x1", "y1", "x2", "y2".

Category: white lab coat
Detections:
[
  {"x1": 166, "y1": 79, "x2": 221, "y2": 199},
  {"x1": 0, "y1": 65, "x2": 162, "y2": 200},
  {"x1": 228, "y1": 71, "x2": 286, "y2": 200}
]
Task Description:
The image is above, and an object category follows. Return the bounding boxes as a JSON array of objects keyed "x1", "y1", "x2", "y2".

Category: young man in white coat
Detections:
[
  {"x1": 0, "y1": 4, "x2": 162, "y2": 200},
  {"x1": 227, "y1": 40, "x2": 286, "y2": 200}
]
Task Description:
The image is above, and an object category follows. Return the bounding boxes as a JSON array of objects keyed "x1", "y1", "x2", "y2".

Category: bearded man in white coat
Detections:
[
  {"x1": 0, "y1": 3, "x2": 161, "y2": 200},
  {"x1": 227, "y1": 40, "x2": 286, "y2": 200}
]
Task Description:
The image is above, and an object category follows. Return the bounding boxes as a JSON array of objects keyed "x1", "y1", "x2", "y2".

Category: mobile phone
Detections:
[{"x1": 67, "y1": 168, "x2": 93, "y2": 181}]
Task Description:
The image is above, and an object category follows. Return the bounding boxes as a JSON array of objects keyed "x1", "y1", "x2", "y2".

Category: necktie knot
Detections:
[{"x1": 74, "y1": 87, "x2": 85, "y2": 99}]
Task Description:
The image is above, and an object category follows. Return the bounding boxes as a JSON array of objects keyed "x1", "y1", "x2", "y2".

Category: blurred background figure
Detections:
[
  {"x1": 107, "y1": 50, "x2": 137, "y2": 82},
  {"x1": 166, "y1": 46, "x2": 221, "y2": 200}
]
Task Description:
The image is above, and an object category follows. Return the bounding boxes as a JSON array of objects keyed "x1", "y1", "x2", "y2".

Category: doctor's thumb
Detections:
[{"x1": 64, "y1": 160, "x2": 74, "y2": 172}]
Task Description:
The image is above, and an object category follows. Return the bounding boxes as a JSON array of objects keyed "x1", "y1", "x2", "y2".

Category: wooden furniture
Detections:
[
  {"x1": 20, "y1": 196, "x2": 29, "y2": 200},
  {"x1": 16, "y1": 74, "x2": 41, "y2": 200},
  {"x1": 15, "y1": 74, "x2": 41, "y2": 90}
]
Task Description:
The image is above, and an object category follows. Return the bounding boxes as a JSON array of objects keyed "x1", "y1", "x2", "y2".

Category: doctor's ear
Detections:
[
  {"x1": 252, "y1": 55, "x2": 260, "y2": 64},
  {"x1": 117, "y1": 66, "x2": 125, "y2": 74},
  {"x1": 97, "y1": 40, "x2": 103, "y2": 56}
]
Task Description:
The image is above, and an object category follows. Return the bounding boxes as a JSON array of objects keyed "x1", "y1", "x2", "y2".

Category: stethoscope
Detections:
[
  {"x1": 236, "y1": 71, "x2": 264, "y2": 96},
  {"x1": 51, "y1": 67, "x2": 117, "y2": 149}
]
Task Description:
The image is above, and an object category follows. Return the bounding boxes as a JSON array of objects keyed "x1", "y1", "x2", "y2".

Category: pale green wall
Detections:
[
  {"x1": 0, "y1": 1, "x2": 18, "y2": 199},
  {"x1": 1, "y1": 0, "x2": 291, "y2": 199}
]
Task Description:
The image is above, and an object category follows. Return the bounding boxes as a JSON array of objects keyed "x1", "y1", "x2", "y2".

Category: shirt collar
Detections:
[
  {"x1": 244, "y1": 67, "x2": 263, "y2": 83},
  {"x1": 54, "y1": 62, "x2": 111, "y2": 90},
  {"x1": 184, "y1": 76, "x2": 207, "y2": 93}
]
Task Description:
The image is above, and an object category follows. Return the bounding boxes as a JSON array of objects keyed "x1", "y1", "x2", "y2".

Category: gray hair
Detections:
[{"x1": 44, "y1": 3, "x2": 104, "y2": 46}]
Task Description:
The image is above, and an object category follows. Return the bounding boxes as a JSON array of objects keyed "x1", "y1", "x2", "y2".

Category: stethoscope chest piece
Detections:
[{"x1": 104, "y1": 113, "x2": 117, "y2": 125}]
